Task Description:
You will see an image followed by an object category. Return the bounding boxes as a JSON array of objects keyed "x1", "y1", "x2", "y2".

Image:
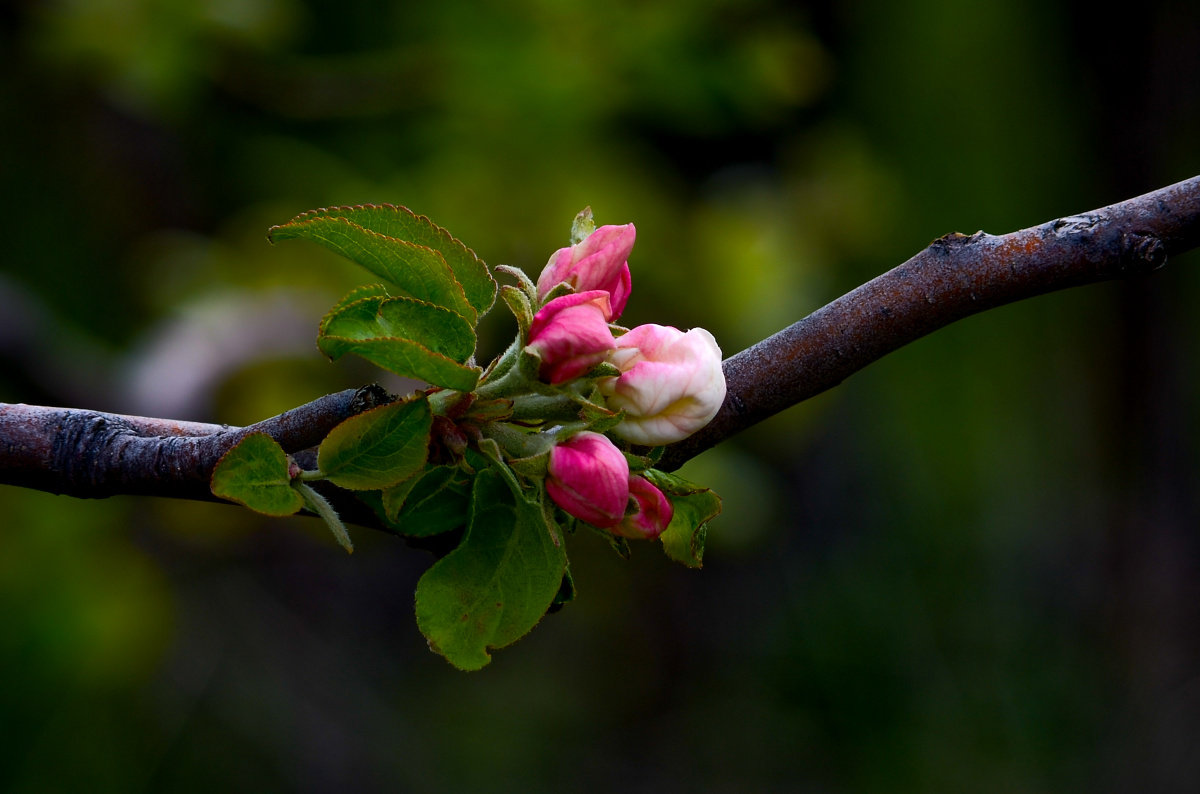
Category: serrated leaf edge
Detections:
[
  {"x1": 271, "y1": 202, "x2": 485, "y2": 266},
  {"x1": 276, "y1": 216, "x2": 476, "y2": 321},
  {"x1": 318, "y1": 292, "x2": 477, "y2": 362},
  {"x1": 415, "y1": 469, "x2": 566, "y2": 670},
  {"x1": 318, "y1": 332, "x2": 481, "y2": 390},
  {"x1": 317, "y1": 397, "x2": 432, "y2": 491},
  {"x1": 270, "y1": 203, "x2": 496, "y2": 315}
]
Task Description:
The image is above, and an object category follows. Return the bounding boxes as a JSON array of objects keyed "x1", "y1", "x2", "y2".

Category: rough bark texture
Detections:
[
  {"x1": 659, "y1": 174, "x2": 1200, "y2": 469},
  {"x1": 0, "y1": 385, "x2": 390, "y2": 500}
]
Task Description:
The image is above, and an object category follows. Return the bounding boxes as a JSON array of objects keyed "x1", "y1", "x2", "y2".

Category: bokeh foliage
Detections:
[{"x1": 2, "y1": 0, "x2": 1200, "y2": 790}]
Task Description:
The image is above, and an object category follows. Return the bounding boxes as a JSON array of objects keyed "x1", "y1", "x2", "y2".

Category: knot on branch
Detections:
[
  {"x1": 1052, "y1": 213, "x2": 1102, "y2": 235},
  {"x1": 929, "y1": 231, "x2": 985, "y2": 253},
  {"x1": 351, "y1": 383, "x2": 393, "y2": 414},
  {"x1": 1120, "y1": 231, "x2": 1167, "y2": 272}
]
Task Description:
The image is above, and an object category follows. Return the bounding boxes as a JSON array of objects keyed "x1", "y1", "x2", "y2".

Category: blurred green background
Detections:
[{"x1": 2, "y1": 0, "x2": 1200, "y2": 791}]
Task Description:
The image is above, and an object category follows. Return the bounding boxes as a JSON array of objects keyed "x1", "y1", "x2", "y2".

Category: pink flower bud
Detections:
[
  {"x1": 536, "y1": 223, "x2": 636, "y2": 321},
  {"x1": 613, "y1": 475, "x2": 674, "y2": 540},
  {"x1": 545, "y1": 431, "x2": 630, "y2": 528},
  {"x1": 599, "y1": 324, "x2": 726, "y2": 445},
  {"x1": 526, "y1": 291, "x2": 617, "y2": 384}
]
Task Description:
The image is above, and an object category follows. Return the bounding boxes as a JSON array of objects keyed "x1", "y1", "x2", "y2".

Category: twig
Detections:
[{"x1": 659, "y1": 174, "x2": 1200, "y2": 469}]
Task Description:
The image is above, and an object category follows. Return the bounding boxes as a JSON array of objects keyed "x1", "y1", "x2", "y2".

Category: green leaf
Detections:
[
  {"x1": 576, "y1": 397, "x2": 623, "y2": 433},
  {"x1": 320, "y1": 294, "x2": 475, "y2": 360},
  {"x1": 570, "y1": 206, "x2": 595, "y2": 245},
  {"x1": 499, "y1": 284, "x2": 533, "y2": 339},
  {"x1": 493, "y1": 264, "x2": 537, "y2": 298},
  {"x1": 317, "y1": 395, "x2": 433, "y2": 490},
  {"x1": 383, "y1": 465, "x2": 472, "y2": 536},
  {"x1": 295, "y1": 481, "x2": 354, "y2": 554},
  {"x1": 210, "y1": 433, "x2": 304, "y2": 516},
  {"x1": 506, "y1": 451, "x2": 549, "y2": 480},
  {"x1": 415, "y1": 468, "x2": 567, "y2": 670},
  {"x1": 270, "y1": 204, "x2": 496, "y2": 319},
  {"x1": 272, "y1": 216, "x2": 474, "y2": 320},
  {"x1": 623, "y1": 446, "x2": 664, "y2": 473},
  {"x1": 326, "y1": 283, "x2": 390, "y2": 316},
  {"x1": 380, "y1": 472, "x2": 421, "y2": 521},
  {"x1": 643, "y1": 469, "x2": 722, "y2": 568},
  {"x1": 319, "y1": 295, "x2": 480, "y2": 391}
]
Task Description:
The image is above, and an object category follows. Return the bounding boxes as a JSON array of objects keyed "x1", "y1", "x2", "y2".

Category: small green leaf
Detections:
[
  {"x1": 517, "y1": 347, "x2": 543, "y2": 384},
  {"x1": 210, "y1": 433, "x2": 304, "y2": 516},
  {"x1": 661, "y1": 509, "x2": 708, "y2": 568},
  {"x1": 623, "y1": 446, "x2": 665, "y2": 472},
  {"x1": 583, "y1": 361, "x2": 621, "y2": 379},
  {"x1": 319, "y1": 295, "x2": 480, "y2": 391},
  {"x1": 541, "y1": 281, "x2": 576, "y2": 303},
  {"x1": 500, "y1": 284, "x2": 533, "y2": 339},
  {"x1": 295, "y1": 481, "x2": 354, "y2": 553},
  {"x1": 643, "y1": 469, "x2": 722, "y2": 568},
  {"x1": 270, "y1": 204, "x2": 496, "y2": 318},
  {"x1": 317, "y1": 395, "x2": 433, "y2": 490},
  {"x1": 493, "y1": 264, "x2": 537, "y2": 299},
  {"x1": 384, "y1": 465, "x2": 472, "y2": 536},
  {"x1": 506, "y1": 450, "x2": 549, "y2": 480},
  {"x1": 415, "y1": 468, "x2": 567, "y2": 671},
  {"x1": 570, "y1": 206, "x2": 595, "y2": 245},
  {"x1": 576, "y1": 397, "x2": 623, "y2": 433},
  {"x1": 644, "y1": 446, "x2": 666, "y2": 467}
]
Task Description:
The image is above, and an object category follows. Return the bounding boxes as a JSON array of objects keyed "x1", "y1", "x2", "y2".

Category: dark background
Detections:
[{"x1": 2, "y1": 0, "x2": 1200, "y2": 790}]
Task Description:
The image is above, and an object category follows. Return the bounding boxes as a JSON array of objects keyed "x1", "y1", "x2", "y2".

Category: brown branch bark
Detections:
[
  {"x1": 660, "y1": 174, "x2": 1200, "y2": 469},
  {"x1": 0, "y1": 385, "x2": 390, "y2": 499},
  {"x1": 2, "y1": 175, "x2": 1199, "y2": 525}
]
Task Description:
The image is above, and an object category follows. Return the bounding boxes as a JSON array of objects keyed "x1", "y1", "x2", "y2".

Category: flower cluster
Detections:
[
  {"x1": 246, "y1": 202, "x2": 726, "y2": 669},
  {"x1": 519, "y1": 219, "x2": 725, "y2": 540}
]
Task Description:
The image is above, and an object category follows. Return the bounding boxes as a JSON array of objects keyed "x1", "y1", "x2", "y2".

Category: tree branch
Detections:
[
  {"x1": 660, "y1": 174, "x2": 1200, "y2": 469},
  {"x1": 0, "y1": 385, "x2": 390, "y2": 499},
  {"x1": 2, "y1": 176, "x2": 1199, "y2": 526}
]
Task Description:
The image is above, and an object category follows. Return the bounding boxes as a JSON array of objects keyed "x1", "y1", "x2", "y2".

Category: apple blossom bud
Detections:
[
  {"x1": 536, "y1": 223, "x2": 635, "y2": 321},
  {"x1": 613, "y1": 475, "x2": 674, "y2": 540},
  {"x1": 599, "y1": 324, "x2": 726, "y2": 445},
  {"x1": 526, "y1": 291, "x2": 616, "y2": 384},
  {"x1": 545, "y1": 431, "x2": 630, "y2": 528}
]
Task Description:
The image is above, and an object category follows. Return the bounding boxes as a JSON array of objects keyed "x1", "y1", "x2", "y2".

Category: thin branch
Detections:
[
  {"x1": 2, "y1": 176, "x2": 1199, "y2": 526},
  {"x1": 660, "y1": 174, "x2": 1200, "y2": 469}
]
